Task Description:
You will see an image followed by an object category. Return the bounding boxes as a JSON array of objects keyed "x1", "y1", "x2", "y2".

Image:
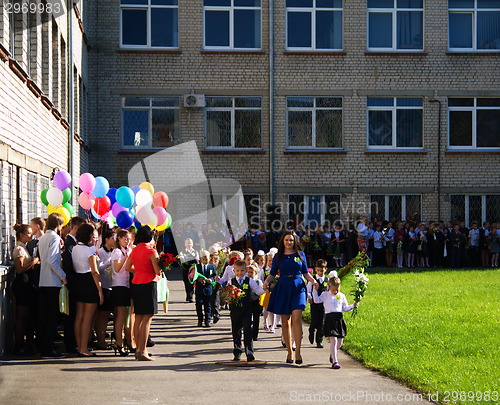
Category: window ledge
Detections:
[
  {"x1": 284, "y1": 149, "x2": 347, "y2": 154},
  {"x1": 202, "y1": 149, "x2": 265, "y2": 155},
  {"x1": 200, "y1": 50, "x2": 266, "y2": 55},
  {"x1": 365, "y1": 51, "x2": 427, "y2": 56},
  {"x1": 365, "y1": 149, "x2": 427, "y2": 154},
  {"x1": 446, "y1": 51, "x2": 500, "y2": 55},
  {"x1": 445, "y1": 149, "x2": 500, "y2": 154},
  {"x1": 118, "y1": 147, "x2": 184, "y2": 154},
  {"x1": 284, "y1": 51, "x2": 346, "y2": 55},
  {"x1": 117, "y1": 49, "x2": 182, "y2": 54},
  {"x1": 0, "y1": 42, "x2": 10, "y2": 61},
  {"x1": 8, "y1": 58, "x2": 29, "y2": 82}
]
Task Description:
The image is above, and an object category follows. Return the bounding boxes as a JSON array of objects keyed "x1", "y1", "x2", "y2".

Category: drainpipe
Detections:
[
  {"x1": 68, "y1": 0, "x2": 74, "y2": 205},
  {"x1": 269, "y1": 0, "x2": 275, "y2": 206},
  {"x1": 429, "y1": 98, "x2": 442, "y2": 222}
]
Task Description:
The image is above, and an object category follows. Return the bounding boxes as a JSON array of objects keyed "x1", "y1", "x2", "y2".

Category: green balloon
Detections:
[
  {"x1": 165, "y1": 213, "x2": 172, "y2": 229},
  {"x1": 40, "y1": 188, "x2": 49, "y2": 206},
  {"x1": 63, "y1": 202, "x2": 74, "y2": 216},
  {"x1": 62, "y1": 188, "x2": 72, "y2": 204}
]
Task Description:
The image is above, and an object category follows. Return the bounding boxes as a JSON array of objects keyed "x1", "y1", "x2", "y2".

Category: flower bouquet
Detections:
[
  {"x1": 338, "y1": 251, "x2": 369, "y2": 279},
  {"x1": 159, "y1": 252, "x2": 177, "y2": 271},
  {"x1": 220, "y1": 284, "x2": 246, "y2": 306},
  {"x1": 351, "y1": 269, "x2": 369, "y2": 318}
]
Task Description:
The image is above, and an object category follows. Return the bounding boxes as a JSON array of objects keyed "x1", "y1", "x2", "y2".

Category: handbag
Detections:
[
  {"x1": 259, "y1": 291, "x2": 271, "y2": 308},
  {"x1": 59, "y1": 285, "x2": 69, "y2": 315}
]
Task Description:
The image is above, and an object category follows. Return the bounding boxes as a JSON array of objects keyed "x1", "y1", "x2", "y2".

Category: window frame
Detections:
[
  {"x1": 204, "y1": 96, "x2": 262, "y2": 150},
  {"x1": 285, "y1": 0, "x2": 343, "y2": 51},
  {"x1": 448, "y1": 1, "x2": 500, "y2": 52},
  {"x1": 121, "y1": 96, "x2": 181, "y2": 149},
  {"x1": 447, "y1": 97, "x2": 500, "y2": 150},
  {"x1": 208, "y1": 193, "x2": 260, "y2": 228},
  {"x1": 203, "y1": 0, "x2": 262, "y2": 50},
  {"x1": 120, "y1": 0, "x2": 179, "y2": 50},
  {"x1": 366, "y1": 97, "x2": 424, "y2": 150},
  {"x1": 367, "y1": 0, "x2": 424, "y2": 52},
  {"x1": 288, "y1": 194, "x2": 342, "y2": 228},
  {"x1": 286, "y1": 96, "x2": 343, "y2": 149},
  {"x1": 26, "y1": 171, "x2": 37, "y2": 222},
  {"x1": 450, "y1": 194, "x2": 500, "y2": 226},
  {"x1": 369, "y1": 194, "x2": 422, "y2": 222}
]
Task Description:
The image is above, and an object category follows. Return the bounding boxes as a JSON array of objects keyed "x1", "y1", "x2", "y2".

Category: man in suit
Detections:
[
  {"x1": 37, "y1": 213, "x2": 67, "y2": 357},
  {"x1": 194, "y1": 250, "x2": 217, "y2": 327}
]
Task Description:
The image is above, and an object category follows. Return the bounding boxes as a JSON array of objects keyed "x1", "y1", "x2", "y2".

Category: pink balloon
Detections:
[
  {"x1": 153, "y1": 206, "x2": 167, "y2": 225},
  {"x1": 101, "y1": 212, "x2": 110, "y2": 221},
  {"x1": 78, "y1": 192, "x2": 95, "y2": 211},
  {"x1": 79, "y1": 173, "x2": 96, "y2": 193},
  {"x1": 111, "y1": 202, "x2": 126, "y2": 218},
  {"x1": 153, "y1": 191, "x2": 169, "y2": 208}
]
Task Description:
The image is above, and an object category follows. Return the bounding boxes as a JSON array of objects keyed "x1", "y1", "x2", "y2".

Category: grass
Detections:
[{"x1": 303, "y1": 268, "x2": 500, "y2": 405}]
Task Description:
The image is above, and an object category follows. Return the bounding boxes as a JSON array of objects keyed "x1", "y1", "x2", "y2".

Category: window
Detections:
[
  {"x1": 205, "y1": 97, "x2": 262, "y2": 149},
  {"x1": 203, "y1": 0, "x2": 261, "y2": 49},
  {"x1": 448, "y1": 98, "x2": 500, "y2": 149},
  {"x1": 367, "y1": 97, "x2": 423, "y2": 149},
  {"x1": 449, "y1": 0, "x2": 500, "y2": 51},
  {"x1": 370, "y1": 194, "x2": 421, "y2": 222},
  {"x1": 288, "y1": 194, "x2": 341, "y2": 228},
  {"x1": 450, "y1": 194, "x2": 500, "y2": 225},
  {"x1": 207, "y1": 194, "x2": 259, "y2": 228},
  {"x1": 122, "y1": 96, "x2": 180, "y2": 148},
  {"x1": 244, "y1": 194, "x2": 260, "y2": 226},
  {"x1": 27, "y1": 172, "x2": 37, "y2": 222},
  {"x1": 367, "y1": 0, "x2": 423, "y2": 51},
  {"x1": 120, "y1": 0, "x2": 178, "y2": 48},
  {"x1": 286, "y1": 0, "x2": 342, "y2": 50},
  {"x1": 287, "y1": 97, "x2": 342, "y2": 148}
]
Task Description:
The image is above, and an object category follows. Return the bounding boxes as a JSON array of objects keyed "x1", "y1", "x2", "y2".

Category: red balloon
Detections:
[
  {"x1": 153, "y1": 191, "x2": 169, "y2": 209},
  {"x1": 94, "y1": 196, "x2": 111, "y2": 216}
]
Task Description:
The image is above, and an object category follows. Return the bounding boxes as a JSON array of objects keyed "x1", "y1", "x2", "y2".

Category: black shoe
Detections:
[
  {"x1": 308, "y1": 332, "x2": 314, "y2": 345},
  {"x1": 213, "y1": 316, "x2": 220, "y2": 324},
  {"x1": 286, "y1": 356, "x2": 293, "y2": 364},
  {"x1": 253, "y1": 337, "x2": 258, "y2": 341},
  {"x1": 295, "y1": 356, "x2": 303, "y2": 365},
  {"x1": 146, "y1": 337, "x2": 155, "y2": 347},
  {"x1": 316, "y1": 342, "x2": 324, "y2": 348},
  {"x1": 247, "y1": 354, "x2": 255, "y2": 362},
  {"x1": 197, "y1": 322, "x2": 203, "y2": 327},
  {"x1": 233, "y1": 356, "x2": 241, "y2": 361},
  {"x1": 41, "y1": 350, "x2": 64, "y2": 358},
  {"x1": 203, "y1": 322, "x2": 211, "y2": 328},
  {"x1": 188, "y1": 299, "x2": 194, "y2": 303},
  {"x1": 281, "y1": 340, "x2": 286, "y2": 348}
]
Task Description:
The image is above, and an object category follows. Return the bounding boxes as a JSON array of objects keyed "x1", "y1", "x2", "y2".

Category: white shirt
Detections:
[
  {"x1": 373, "y1": 231, "x2": 384, "y2": 249},
  {"x1": 218, "y1": 264, "x2": 235, "y2": 285},
  {"x1": 469, "y1": 229, "x2": 480, "y2": 247},
  {"x1": 233, "y1": 276, "x2": 266, "y2": 297},
  {"x1": 38, "y1": 230, "x2": 66, "y2": 287},
  {"x1": 306, "y1": 275, "x2": 326, "y2": 300},
  {"x1": 97, "y1": 247, "x2": 113, "y2": 289},
  {"x1": 312, "y1": 290, "x2": 355, "y2": 314},
  {"x1": 72, "y1": 244, "x2": 97, "y2": 274},
  {"x1": 111, "y1": 247, "x2": 130, "y2": 288}
]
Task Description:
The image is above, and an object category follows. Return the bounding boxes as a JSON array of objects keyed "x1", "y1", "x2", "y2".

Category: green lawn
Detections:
[{"x1": 304, "y1": 268, "x2": 500, "y2": 405}]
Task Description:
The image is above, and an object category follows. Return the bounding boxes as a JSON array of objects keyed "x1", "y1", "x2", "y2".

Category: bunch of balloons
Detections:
[
  {"x1": 40, "y1": 170, "x2": 74, "y2": 225},
  {"x1": 77, "y1": 172, "x2": 172, "y2": 231}
]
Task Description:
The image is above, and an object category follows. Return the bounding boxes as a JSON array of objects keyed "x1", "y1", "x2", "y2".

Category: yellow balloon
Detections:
[
  {"x1": 47, "y1": 204, "x2": 57, "y2": 214},
  {"x1": 156, "y1": 222, "x2": 168, "y2": 231},
  {"x1": 54, "y1": 206, "x2": 71, "y2": 226},
  {"x1": 140, "y1": 182, "x2": 155, "y2": 196},
  {"x1": 147, "y1": 217, "x2": 158, "y2": 229}
]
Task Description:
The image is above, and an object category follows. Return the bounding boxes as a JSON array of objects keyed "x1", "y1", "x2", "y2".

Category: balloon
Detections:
[
  {"x1": 115, "y1": 186, "x2": 134, "y2": 209},
  {"x1": 140, "y1": 182, "x2": 155, "y2": 196},
  {"x1": 78, "y1": 192, "x2": 95, "y2": 211},
  {"x1": 106, "y1": 214, "x2": 115, "y2": 229},
  {"x1": 62, "y1": 202, "x2": 74, "y2": 216},
  {"x1": 53, "y1": 171, "x2": 71, "y2": 190},
  {"x1": 135, "y1": 189, "x2": 153, "y2": 207},
  {"x1": 165, "y1": 212, "x2": 172, "y2": 229},
  {"x1": 153, "y1": 207, "x2": 167, "y2": 225},
  {"x1": 93, "y1": 176, "x2": 110, "y2": 198},
  {"x1": 47, "y1": 187, "x2": 64, "y2": 206},
  {"x1": 107, "y1": 188, "x2": 117, "y2": 206},
  {"x1": 91, "y1": 208, "x2": 100, "y2": 220},
  {"x1": 79, "y1": 173, "x2": 96, "y2": 193},
  {"x1": 62, "y1": 188, "x2": 71, "y2": 204},
  {"x1": 40, "y1": 188, "x2": 49, "y2": 206},
  {"x1": 94, "y1": 196, "x2": 111, "y2": 216},
  {"x1": 156, "y1": 222, "x2": 168, "y2": 231},
  {"x1": 153, "y1": 191, "x2": 169, "y2": 208},
  {"x1": 54, "y1": 206, "x2": 71, "y2": 226},
  {"x1": 111, "y1": 202, "x2": 126, "y2": 218},
  {"x1": 148, "y1": 217, "x2": 158, "y2": 229},
  {"x1": 47, "y1": 204, "x2": 57, "y2": 214},
  {"x1": 136, "y1": 205, "x2": 154, "y2": 225},
  {"x1": 101, "y1": 212, "x2": 110, "y2": 221},
  {"x1": 133, "y1": 218, "x2": 142, "y2": 229},
  {"x1": 131, "y1": 186, "x2": 141, "y2": 195},
  {"x1": 116, "y1": 210, "x2": 134, "y2": 229}
]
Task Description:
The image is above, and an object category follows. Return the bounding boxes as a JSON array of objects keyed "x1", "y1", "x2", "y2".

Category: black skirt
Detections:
[
  {"x1": 111, "y1": 286, "x2": 131, "y2": 307},
  {"x1": 131, "y1": 282, "x2": 157, "y2": 315},
  {"x1": 323, "y1": 312, "x2": 347, "y2": 338},
  {"x1": 98, "y1": 288, "x2": 113, "y2": 311},
  {"x1": 74, "y1": 272, "x2": 99, "y2": 304},
  {"x1": 12, "y1": 275, "x2": 35, "y2": 307}
]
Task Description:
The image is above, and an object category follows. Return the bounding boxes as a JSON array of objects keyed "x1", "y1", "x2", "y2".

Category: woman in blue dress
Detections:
[{"x1": 263, "y1": 231, "x2": 318, "y2": 364}]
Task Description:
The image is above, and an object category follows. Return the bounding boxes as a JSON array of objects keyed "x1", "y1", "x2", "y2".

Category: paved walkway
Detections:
[{"x1": 0, "y1": 269, "x2": 432, "y2": 405}]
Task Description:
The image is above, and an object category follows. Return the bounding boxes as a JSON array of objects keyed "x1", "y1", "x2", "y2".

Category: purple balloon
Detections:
[
  {"x1": 111, "y1": 202, "x2": 126, "y2": 218},
  {"x1": 53, "y1": 171, "x2": 71, "y2": 191}
]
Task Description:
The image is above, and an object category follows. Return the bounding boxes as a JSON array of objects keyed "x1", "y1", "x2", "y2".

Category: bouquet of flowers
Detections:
[
  {"x1": 159, "y1": 252, "x2": 177, "y2": 271},
  {"x1": 217, "y1": 247, "x2": 230, "y2": 275},
  {"x1": 397, "y1": 240, "x2": 403, "y2": 253},
  {"x1": 351, "y1": 269, "x2": 369, "y2": 318},
  {"x1": 220, "y1": 284, "x2": 246, "y2": 306},
  {"x1": 333, "y1": 243, "x2": 342, "y2": 260},
  {"x1": 338, "y1": 251, "x2": 370, "y2": 279}
]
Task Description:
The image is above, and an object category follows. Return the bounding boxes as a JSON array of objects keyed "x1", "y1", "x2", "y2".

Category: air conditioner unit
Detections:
[{"x1": 183, "y1": 94, "x2": 205, "y2": 107}]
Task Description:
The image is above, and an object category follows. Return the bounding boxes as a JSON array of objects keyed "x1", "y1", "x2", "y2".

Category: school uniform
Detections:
[
  {"x1": 61, "y1": 234, "x2": 78, "y2": 353},
  {"x1": 194, "y1": 263, "x2": 217, "y2": 326},
  {"x1": 306, "y1": 275, "x2": 328, "y2": 345},
  {"x1": 250, "y1": 278, "x2": 264, "y2": 340},
  {"x1": 312, "y1": 289, "x2": 355, "y2": 338}
]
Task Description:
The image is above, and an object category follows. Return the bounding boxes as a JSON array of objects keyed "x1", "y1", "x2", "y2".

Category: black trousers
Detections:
[
  {"x1": 309, "y1": 303, "x2": 325, "y2": 344},
  {"x1": 63, "y1": 280, "x2": 77, "y2": 352},
  {"x1": 211, "y1": 283, "x2": 221, "y2": 320},
  {"x1": 230, "y1": 306, "x2": 253, "y2": 358},
  {"x1": 251, "y1": 300, "x2": 262, "y2": 340},
  {"x1": 38, "y1": 287, "x2": 61, "y2": 354},
  {"x1": 195, "y1": 292, "x2": 211, "y2": 324},
  {"x1": 182, "y1": 268, "x2": 194, "y2": 302}
]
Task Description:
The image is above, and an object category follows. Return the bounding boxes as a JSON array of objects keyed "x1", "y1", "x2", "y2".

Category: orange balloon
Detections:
[{"x1": 153, "y1": 191, "x2": 169, "y2": 208}]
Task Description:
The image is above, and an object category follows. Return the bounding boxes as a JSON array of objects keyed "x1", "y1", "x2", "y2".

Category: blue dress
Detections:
[{"x1": 267, "y1": 251, "x2": 308, "y2": 315}]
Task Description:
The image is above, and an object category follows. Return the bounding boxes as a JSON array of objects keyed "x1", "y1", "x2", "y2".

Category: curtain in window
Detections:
[
  {"x1": 397, "y1": 11, "x2": 422, "y2": 49},
  {"x1": 396, "y1": 109, "x2": 422, "y2": 147},
  {"x1": 477, "y1": 11, "x2": 500, "y2": 49},
  {"x1": 368, "y1": 110, "x2": 392, "y2": 146}
]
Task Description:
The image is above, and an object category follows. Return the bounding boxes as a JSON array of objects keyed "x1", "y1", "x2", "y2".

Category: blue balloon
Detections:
[
  {"x1": 91, "y1": 208, "x2": 100, "y2": 220},
  {"x1": 115, "y1": 186, "x2": 134, "y2": 209},
  {"x1": 106, "y1": 188, "x2": 117, "y2": 206},
  {"x1": 134, "y1": 218, "x2": 142, "y2": 229},
  {"x1": 131, "y1": 186, "x2": 141, "y2": 195},
  {"x1": 93, "y1": 176, "x2": 110, "y2": 198},
  {"x1": 116, "y1": 210, "x2": 134, "y2": 229}
]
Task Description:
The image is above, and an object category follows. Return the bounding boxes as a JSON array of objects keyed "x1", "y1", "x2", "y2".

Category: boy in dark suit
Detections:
[
  {"x1": 306, "y1": 259, "x2": 328, "y2": 348},
  {"x1": 228, "y1": 260, "x2": 265, "y2": 362},
  {"x1": 194, "y1": 250, "x2": 217, "y2": 327}
]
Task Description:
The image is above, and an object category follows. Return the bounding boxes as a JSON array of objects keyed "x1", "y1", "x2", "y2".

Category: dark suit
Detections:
[
  {"x1": 61, "y1": 235, "x2": 78, "y2": 352},
  {"x1": 194, "y1": 263, "x2": 216, "y2": 325},
  {"x1": 229, "y1": 276, "x2": 254, "y2": 359}
]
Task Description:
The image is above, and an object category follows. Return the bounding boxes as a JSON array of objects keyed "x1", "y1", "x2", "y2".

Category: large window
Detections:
[
  {"x1": 122, "y1": 96, "x2": 180, "y2": 148},
  {"x1": 207, "y1": 194, "x2": 260, "y2": 228},
  {"x1": 448, "y1": 98, "x2": 500, "y2": 149},
  {"x1": 203, "y1": 0, "x2": 261, "y2": 49},
  {"x1": 27, "y1": 171, "x2": 37, "y2": 222},
  {"x1": 120, "y1": 0, "x2": 178, "y2": 48},
  {"x1": 288, "y1": 194, "x2": 341, "y2": 228},
  {"x1": 286, "y1": 0, "x2": 342, "y2": 50},
  {"x1": 205, "y1": 97, "x2": 262, "y2": 149},
  {"x1": 287, "y1": 97, "x2": 342, "y2": 149},
  {"x1": 450, "y1": 194, "x2": 500, "y2": 226},
  {"x1": 449, "y1": 0, "x2": 500, "y2": 51},
  {"x1": 367, "y1": 0, "x2": 423, "y2": 51},
  {"x1": 370, "y1": 194, "x2": 421, "y2": 222},
  {"x1": 367, "y1": 97, "x2": 423, "y2": 149}
]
